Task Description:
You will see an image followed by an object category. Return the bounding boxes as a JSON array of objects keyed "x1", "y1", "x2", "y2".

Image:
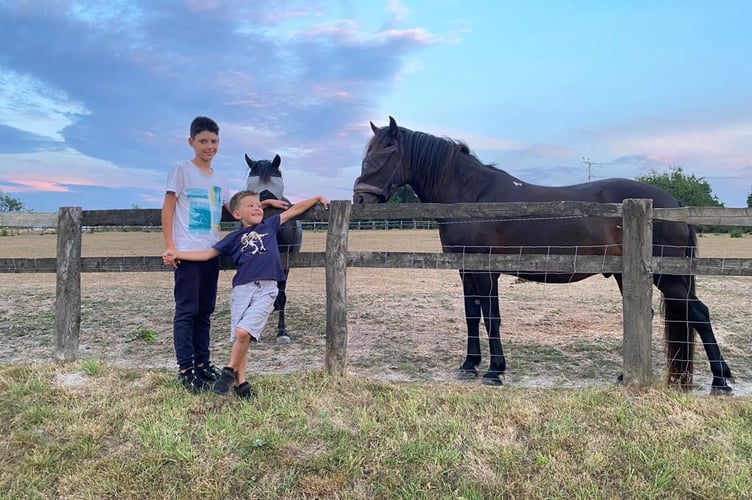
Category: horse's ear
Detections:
[
  {"x1": 370, "y1": 121, "x2": 379, "y2": 135},
  {"x1": 244, "y1": 153, "x2": 254, "y2": 169},
  {"x1": 272, "y1": 154, "x2": 281, "y2": 168},
  {"x1": 388, "y1": 116, "x2": 398, "y2": 136}
]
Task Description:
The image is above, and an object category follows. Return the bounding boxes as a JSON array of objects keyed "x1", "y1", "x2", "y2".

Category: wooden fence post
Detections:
[
  {"x1": 325, "y1": 200, "x2": 351, "y2": 376},
  {"x1": 55, "y1": 207, "x2": 83, "y2": 363},
  {"x1": 621, "y1": 198, "x2": 653, "y2": 386}
]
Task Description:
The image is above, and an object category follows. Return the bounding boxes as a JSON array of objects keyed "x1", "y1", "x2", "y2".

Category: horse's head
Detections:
[
  {"x1": 353, "y1": 116, "x2": 405, "y2": 204},
  {"x1": 245, "y1": 153, "x2": 284, "y2": 201}
]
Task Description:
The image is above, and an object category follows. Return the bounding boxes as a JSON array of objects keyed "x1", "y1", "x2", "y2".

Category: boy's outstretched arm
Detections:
[
  {"x1": 279, "y1": 196, "x2": 329, "y2": 224},
  {"x1": 162, "y1": 247, "x2": 220, "y2": 267}
]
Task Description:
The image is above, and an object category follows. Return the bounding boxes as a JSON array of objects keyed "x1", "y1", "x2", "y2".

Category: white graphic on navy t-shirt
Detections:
[
  {"x1": 212, "y1": 214, "x2": 285, "y2": 287},
  {"x1": 240, "y1": 231, "x2": 268, "y2": 255}
]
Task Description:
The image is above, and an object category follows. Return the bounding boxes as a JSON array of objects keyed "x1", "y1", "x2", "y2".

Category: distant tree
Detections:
[
  {"x1": 747, "y1": 189, "x2": 752, "y2": 208},
  {"x1": 387, "y1": 185, "x2": 419, "y2": 204},
  {"x1": 0, "y1": 192, "x2": 26, "y2": 212},
  {"x1": 636, "y1": 167, "x2": 723, "y2": 207}
]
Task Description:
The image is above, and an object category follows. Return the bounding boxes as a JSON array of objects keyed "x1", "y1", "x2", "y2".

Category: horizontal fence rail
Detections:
[
  {"x1": 4, "y1": 253, "x2": 751, "y2": 276},
  {"x1": 4, "y1": 204, "x2": 752, "y2": 229}
]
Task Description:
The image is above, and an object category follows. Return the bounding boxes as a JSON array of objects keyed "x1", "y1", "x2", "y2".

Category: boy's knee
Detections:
[{"x1": 235, "y1": 328, "x2": 252, "y2": 343}]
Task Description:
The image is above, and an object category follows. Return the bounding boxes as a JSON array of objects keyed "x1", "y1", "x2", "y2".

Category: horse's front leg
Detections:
[
  {"x1": 479, "y1": 272, "x2": 504, "y2": 386},
  {"x1": 274, "y1": 270, "x2": 291, "y2": 344},
  {"x1": 456, "y1": 271, "x2": 482, "y2": 380}
]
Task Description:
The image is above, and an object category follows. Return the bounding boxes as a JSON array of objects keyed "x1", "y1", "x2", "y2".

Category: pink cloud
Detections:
[
  {"x1": 379, "y1": 28, "x2": 437, "y2": 45},
  {"x1": 0, "y1": 180, "x2": 70, "y2": 193},
  {"x1": 608, "y1": 122, "x2": 752, "y2": 166},
  {"x1": 7, "y1": 171, "x2": 100, "y2": 188},
  {"x1": 313, "y1": 84, "x2": 352, "y2": 100},
  {"x1": 0, "y1": 151, "x2": 165, "y2": 192}
]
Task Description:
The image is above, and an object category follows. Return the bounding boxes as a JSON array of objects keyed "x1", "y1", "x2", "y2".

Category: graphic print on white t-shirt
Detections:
[
  {"x1": 186, "y1": 186, "x2": 222, "y2": 235},
  {"x1": 186, "y1": 188, "x2": 211, "y2": 234}
]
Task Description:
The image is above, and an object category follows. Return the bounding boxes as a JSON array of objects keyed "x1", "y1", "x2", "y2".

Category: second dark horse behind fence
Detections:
[
  {"x1": 245, "y1": 153, "x2": 303, "y2": 344},
  {"x1": 353, "y1": 116, "x2": 733, "y2": 394}
]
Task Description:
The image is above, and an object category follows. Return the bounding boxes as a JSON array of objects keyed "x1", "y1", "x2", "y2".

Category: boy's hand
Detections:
[
  {"x1": 263, "y1": 199, "x2": 289, "y2": 210},
  {"x1": 162, "y1": 249, "x2": 179, "y2": 268},
  {"x1": 318, "y1": 196, "x2": 330, "y2": 209}
]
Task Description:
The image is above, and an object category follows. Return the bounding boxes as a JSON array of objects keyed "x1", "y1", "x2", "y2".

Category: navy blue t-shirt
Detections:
[{"x1": 213, "y1": 214, "x2": 285, "y2": 287}]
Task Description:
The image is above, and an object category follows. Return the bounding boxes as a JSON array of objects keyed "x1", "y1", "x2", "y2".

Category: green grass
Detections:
[
  {"x1": 2, "y1": 363, "x2": 751, "y2": 499},
  {"x1": 124, "y1": 325, "x2": 159, "y2": 343}
]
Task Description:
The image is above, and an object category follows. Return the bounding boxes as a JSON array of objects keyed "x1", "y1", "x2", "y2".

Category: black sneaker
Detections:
[
  {"x1": 234, "y1": 381, "x2": 255, "y2": 399},
  {"x1": 195, "y1": 363, "x2": 222, "y2": 386},
  {"x1": 177, "y1": 368, "x2": 203, "y2": 394},
  {"x1": 212, "y1": 367, "x2": 236, "y2": 395}
]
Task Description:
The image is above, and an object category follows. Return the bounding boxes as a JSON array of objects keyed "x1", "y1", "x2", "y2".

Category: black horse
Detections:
[
  {"x1": 353, "y1": 116, "x2": 733, "y2": 394},
  {"x1": 245, "y1": 153, "x2": 303, "y2": 344}
]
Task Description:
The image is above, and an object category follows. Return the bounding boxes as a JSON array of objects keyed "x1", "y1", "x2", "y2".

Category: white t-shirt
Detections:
[{"x1": 166, "y1": 160, "x2": 230, "y2": 251}]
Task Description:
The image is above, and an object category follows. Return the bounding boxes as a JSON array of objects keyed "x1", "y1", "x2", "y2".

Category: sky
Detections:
[{"x1": 1, "y1": 0, "x2": 751, "y2": 213}]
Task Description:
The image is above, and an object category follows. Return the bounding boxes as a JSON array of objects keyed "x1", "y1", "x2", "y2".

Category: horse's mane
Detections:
[{"x1": 398, "y1": 127, "x2": 496, "y2": 194}]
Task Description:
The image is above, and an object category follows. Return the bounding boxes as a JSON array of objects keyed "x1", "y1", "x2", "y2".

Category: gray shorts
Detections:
[{"x1": 230, "y1": 280, "x2": 278, "y2": 342}]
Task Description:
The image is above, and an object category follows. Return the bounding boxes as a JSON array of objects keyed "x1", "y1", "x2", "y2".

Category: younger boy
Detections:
[{"x1": 162, "y1": 190, "x2": 329, "y2": 398}]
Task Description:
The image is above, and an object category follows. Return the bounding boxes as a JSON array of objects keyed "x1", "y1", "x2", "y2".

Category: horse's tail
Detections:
[{"x1": 663, "y1": 225, "x2": 697, "y2": 390}]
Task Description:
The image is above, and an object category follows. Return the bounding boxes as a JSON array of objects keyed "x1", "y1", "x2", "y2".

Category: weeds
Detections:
[
  {"x1": 80, "y1": 359, "x2": 102, "y2": 375},
  {"x1": 125, "y1": 325, "x2": 159, "y2": 343}
]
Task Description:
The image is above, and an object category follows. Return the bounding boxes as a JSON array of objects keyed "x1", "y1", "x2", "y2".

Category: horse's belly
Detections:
[{"x1": 510, "y1": 272, "x2": 594, "y2": 284}]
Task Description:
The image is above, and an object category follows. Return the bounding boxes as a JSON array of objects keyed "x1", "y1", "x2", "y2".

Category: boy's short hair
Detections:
[
  {"x1": 230, "y1": 190, "x2": 259, "y2": 212},
  {"x1": 190, "y1": 116, "x2": 219, "y2": 138}
]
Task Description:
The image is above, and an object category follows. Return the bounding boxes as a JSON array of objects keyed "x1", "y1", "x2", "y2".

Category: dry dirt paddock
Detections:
[{"x1": 1, "y1": 229, "x2": 751, "y2": 395}]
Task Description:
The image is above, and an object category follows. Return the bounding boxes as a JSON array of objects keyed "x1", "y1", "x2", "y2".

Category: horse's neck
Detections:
[{"x1": 412, "y1": 154, "x2": 518, "y2": 203}]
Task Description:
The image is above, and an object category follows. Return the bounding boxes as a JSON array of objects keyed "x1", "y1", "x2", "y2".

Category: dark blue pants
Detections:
[{"x1": 172, "y1": 258, "x2": 220, "y2": 371}]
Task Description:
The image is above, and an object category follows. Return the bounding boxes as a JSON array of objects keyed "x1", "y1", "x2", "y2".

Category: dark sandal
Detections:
[
  {"x1": 211, "y1": 367, "x2": 236, "y2": 395},
  {"x1": 234, "y1": 381, "x2": 255, "y2": 399}
]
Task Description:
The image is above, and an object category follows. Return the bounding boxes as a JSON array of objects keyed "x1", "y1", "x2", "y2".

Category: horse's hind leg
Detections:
[
  {"x1": 456, "y1": 270, "x2": 483, "y2": 380},
  {"x1": 274, "y1": 270, "x2": 291, "y2": 344},
  {"x1": 660, "y1": 275, "x2": 733, "y2": 394},
  {"x1": 685, "y1": 292, "x2": 733, "y2": 394}
]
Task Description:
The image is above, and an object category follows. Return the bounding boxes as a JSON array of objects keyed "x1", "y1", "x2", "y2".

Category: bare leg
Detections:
[{"x1": 229, "y1": 327, "x2": 252, "y2": 386}]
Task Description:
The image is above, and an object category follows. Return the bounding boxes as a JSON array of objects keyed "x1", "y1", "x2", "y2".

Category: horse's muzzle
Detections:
[{"x1": 352, "y1": 191, "x2": 384, "y2": 204}]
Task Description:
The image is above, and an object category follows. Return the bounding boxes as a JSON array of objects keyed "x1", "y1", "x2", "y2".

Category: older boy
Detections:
[{"x1": 161, "y1": 116, "x2": 230, "y2": 393}]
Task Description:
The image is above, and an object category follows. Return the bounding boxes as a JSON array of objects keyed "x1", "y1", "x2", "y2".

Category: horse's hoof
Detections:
[
  {"x1": 455, "y1": 369, "x2": 478, "y2": 380},
  {"x1": 710, "y1": 386, "x2": 733, "y2": 396},
  {"x1": 276, "y1": 335, "x2": 291, "y2": 345},
  {"x1": 481, "y1": 375, "x2": 503, "y2": 387},
  {"x1": 710, "y1": 378, "x2": 733, "y2": 396}
]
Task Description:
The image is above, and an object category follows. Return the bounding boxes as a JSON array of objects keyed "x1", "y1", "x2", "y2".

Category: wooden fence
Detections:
[{"x1": 2, "y1": 201, "x2": 752, "y2": 387}]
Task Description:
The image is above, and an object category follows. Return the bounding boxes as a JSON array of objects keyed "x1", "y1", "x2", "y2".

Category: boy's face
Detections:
[
  {"x1": 188, "y1": 130, "x2": 219, "y2": 163},
  {"x1": 233, "y1": 195, "x2": 264, "y2": 225}
]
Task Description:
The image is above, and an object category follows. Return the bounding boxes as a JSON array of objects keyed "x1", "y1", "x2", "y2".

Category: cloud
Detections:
[
  {"x1": 610, "y1": 154, "x2": 678, "y2": 168},
  {"x1": 386, "y1": 0, "x2": 411, "y2": 25},
  {"x1": 0, "y1": 1, "x2": 466, "y2": 210},
  {"x1": 0, "y1": 149, "x2": 164, "y2": 193},
  {"x1": 609, "y1": 121, "x2": 752, "y2": 166},
  {"x1": 0, "y1": 69, "x2": 90, "y2": 142}
]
